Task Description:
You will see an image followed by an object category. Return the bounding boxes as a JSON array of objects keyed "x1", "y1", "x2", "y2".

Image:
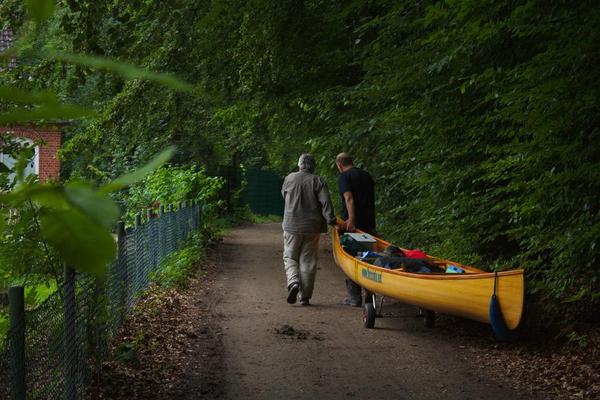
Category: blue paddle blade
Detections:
[{"x1": 490, "y1": 294, "x2": 518, "y2": 342}]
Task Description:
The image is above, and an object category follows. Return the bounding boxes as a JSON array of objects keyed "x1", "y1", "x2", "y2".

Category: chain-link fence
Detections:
[
  {"x1": 0, "y1": 201, "x2": 201, "y2": 399},
  {"x1": 240, "y1": 168, "x2": 284, "y2": 216}
]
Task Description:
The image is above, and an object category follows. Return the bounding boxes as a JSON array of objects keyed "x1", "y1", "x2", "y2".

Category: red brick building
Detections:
[{"x1": 0, "y1": 126, "x2": 62, "y2": 182}]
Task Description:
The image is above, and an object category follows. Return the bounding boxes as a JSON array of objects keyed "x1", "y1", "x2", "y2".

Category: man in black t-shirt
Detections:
[{"x1": 336, "y1": 152, "x2": 376, "y2": 307}]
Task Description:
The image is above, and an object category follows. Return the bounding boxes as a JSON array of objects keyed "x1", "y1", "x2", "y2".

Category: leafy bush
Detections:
[
  {"x1": 124, "y1": 164, "x2": 225, "y2": 224},
  {"x1": 151, "y1": 231, "x2": 206, "y2": 289}
]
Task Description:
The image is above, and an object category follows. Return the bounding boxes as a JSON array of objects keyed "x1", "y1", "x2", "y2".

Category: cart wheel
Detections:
[{"x1": 363, "y1": 302, "x2": 376, "y2": 329}]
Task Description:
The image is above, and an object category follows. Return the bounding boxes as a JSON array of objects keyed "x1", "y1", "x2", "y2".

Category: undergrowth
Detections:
[
  {"x1": 151, "y1": 231, "x2": 208, "y2": 289},
  {"x1": 233, "y1": 205, "x2": 282, "y2": 224}
]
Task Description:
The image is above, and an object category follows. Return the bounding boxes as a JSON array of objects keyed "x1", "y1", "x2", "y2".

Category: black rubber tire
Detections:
[{"x1": 363, "y1": 302, "x2": 376, "y2": 329}]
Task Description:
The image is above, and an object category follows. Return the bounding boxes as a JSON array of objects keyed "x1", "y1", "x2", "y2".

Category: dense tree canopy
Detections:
[{"x1": 2, "y1": 0, "x2": 598, "y2": 327}]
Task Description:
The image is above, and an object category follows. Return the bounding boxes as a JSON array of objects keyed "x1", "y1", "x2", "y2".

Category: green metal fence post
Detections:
[
  {"x1": 193, "y1": 200, "x2": 199, "y2": 229},
  {"x1": 179, "y1": 201, "x2": 186, "y2": 241},
  {"x1": 198, "y1": 202, "x2": 203, "y2": 228},
  {"x1": 8, "y1": 286, "x2": 25, "y2": 400},
  {"x1": 117, "y1": 221, "x2": 127, "y2": 325},
  {"x1": 63, "y1": 266, "x2": 78, "y2": 400},
  {"x1": 158, "y1": 205, "x2": 165, "y2": 263},
  {"x1": 146, "y1": 208, "x2": 157, "y2": 271},
  {"x1": 134, "y1": 213, "x2": 143, "y2": 295},
  {"x1": 167, "y1": 205, "x2": 174, "y2": 253}
]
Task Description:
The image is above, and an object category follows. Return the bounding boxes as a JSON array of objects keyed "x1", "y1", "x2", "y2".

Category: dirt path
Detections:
[{"x1": 210, "y1": 223, "x2": 533, "y2": 400}]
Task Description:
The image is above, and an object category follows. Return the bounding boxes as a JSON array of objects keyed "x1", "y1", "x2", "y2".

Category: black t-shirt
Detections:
[{"x1": 338, "y1": 167, "x2": 376, "y2": 231}]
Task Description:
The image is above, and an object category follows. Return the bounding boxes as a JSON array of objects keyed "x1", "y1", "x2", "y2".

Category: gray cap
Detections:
[{"x1": 298, "y1": 153, "x2": 316, "y2": 173}]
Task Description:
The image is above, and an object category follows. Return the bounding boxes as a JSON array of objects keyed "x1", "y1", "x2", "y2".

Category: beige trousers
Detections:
[{"x1": 283, "y1": 232, "x2": 320, "y2": 300}]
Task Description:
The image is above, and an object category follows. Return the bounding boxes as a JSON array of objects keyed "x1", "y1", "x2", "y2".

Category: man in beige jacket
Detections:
[{"x1": 281, "y1": 153, "x2": 337, "y2": 306}]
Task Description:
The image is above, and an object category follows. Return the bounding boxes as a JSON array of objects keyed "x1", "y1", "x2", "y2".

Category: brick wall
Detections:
[{"x1": 1, "y1": 126, "x2": 62, "y2": 182}]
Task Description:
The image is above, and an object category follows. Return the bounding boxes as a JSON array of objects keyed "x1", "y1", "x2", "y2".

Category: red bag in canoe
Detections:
[{"x1": 404, "y1": 249, "x2": 428, "y2": 259}]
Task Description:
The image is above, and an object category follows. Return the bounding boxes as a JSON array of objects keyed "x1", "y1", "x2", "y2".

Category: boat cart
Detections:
[{"x1": 362, "y1": 293, "x2": 436, "y2": 329}]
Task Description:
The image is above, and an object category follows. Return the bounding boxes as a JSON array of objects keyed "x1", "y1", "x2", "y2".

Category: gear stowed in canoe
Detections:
[{"x1": 332, "y1": 227, "x2": 525, "y2": 341}]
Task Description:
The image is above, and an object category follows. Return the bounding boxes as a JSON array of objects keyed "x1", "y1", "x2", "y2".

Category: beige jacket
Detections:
[{"x1": 281, "y1": 171, "x2": 336, "y2": 234}]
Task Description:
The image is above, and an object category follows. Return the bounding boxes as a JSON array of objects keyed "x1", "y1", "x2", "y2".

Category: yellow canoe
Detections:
[{"x1": 332, "y1": 228, "x2": 525, "y2": 331}]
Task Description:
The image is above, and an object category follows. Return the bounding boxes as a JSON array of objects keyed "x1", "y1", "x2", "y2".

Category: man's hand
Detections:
[{"x1": 344, "y1": 219, "x2": 356, "y2": 232}]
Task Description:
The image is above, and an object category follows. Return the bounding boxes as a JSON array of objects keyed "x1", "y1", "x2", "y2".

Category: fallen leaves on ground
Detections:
[
  {"x1": 434, "y1": 314, "x2": 600, "y2": 400},
  {"x1": 472, "y1": 338, "x2": 600, "y2": 400},
  {"x1": 87, "y1": 246, "x2": 225, "y2": 400}
]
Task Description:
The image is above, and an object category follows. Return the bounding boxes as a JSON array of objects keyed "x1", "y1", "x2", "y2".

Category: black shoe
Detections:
[
  {"x1": 300, "y1": 298, "x2": 310, "y2": 306},
  {"x1": 341, "y1": 298, "x2": 361, "y2": 307},
  {"x1": 287, "y1": 283, "x2": 299, "y2": 304}
]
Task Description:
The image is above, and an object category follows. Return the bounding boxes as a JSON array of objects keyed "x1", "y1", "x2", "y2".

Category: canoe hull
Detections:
[{"x1": 332, "y1": 229, "x2": 525, "y2": 330}]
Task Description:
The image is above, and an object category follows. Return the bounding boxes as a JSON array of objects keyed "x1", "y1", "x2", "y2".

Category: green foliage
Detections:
[
  {"x1": 566, "y1": 331, "x2": 589, "y2": 349},
  {"x1": 24, "y1": 0, "x2": 55, "y2": 24},
  {"x1": 100, "y1": 146, "x2": 176, "y2": 193},
  {"x1": 113, "y1": 341, "x2": 140, "y2": 365},
  {"x1": 0, "y1": 0, "x2": 192, "y2": 128},
  {"x1": 152, "y1": 231, "x2": 205, "y2": 289},
  {"x1": 23, "y1": 280, "x2": 57, "y2": 306},
  {"x1": 125, "y1": 164, "x2": 224, "y2": 223},
  {"x1": 39, "y1": 207, "x2": 116, "y2": 276},
  {"x1": 39, "y1": 51, "x2": 194, "y2": 93}
]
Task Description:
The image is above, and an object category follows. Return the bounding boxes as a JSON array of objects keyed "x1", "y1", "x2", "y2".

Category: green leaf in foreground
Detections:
[
  {"x1": 0, "y1": 86, "x2": 59, "y2": 105},
  {"x1": 1, "y1": 184, "x2": 69, "y2": 209},
  {"x1": 41, "y1": 51, "x2": 194, "y2": 93},
  {"x1": 40, "y1": 209, "x2": 116, "y2": 277},
  {"x1": 101, "y1": 146, "x2": 176, "y2": 193},
  {"x1": 26, "y1": 185, "x2": 69, "y2": 209},
  {"x1": 65, "y1": 182, "x2": 120, "y2": 229},
  {"x1": 0, "y1": 104, "x2": 96, "y2": 124},
  {"x1": 25, "y1": 0, "x2": 56, "y2": 24}
]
